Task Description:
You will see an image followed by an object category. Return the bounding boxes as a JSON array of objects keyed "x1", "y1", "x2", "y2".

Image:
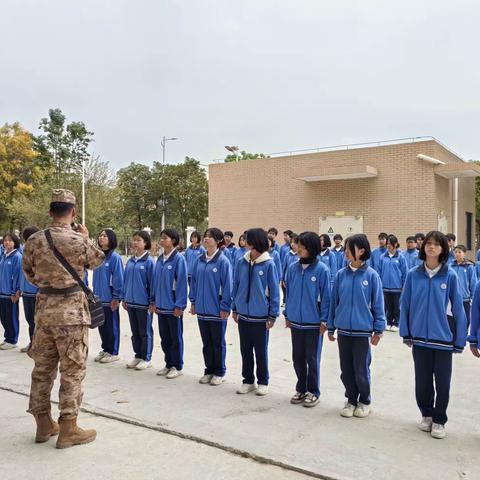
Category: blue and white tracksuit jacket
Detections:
[
  {"x1": 185, "y1": 245, "x2": 206, "y2": 278},
  {"x1": 317, "y1": 249, "x2": 337, "y2": 285},
  {"x1": 379, "y1": 250, "x2": 408, "y2": 292},
  {"x1": 122, "y1": 253, "x2": 155, "y2": 309},
  {"x1": 0, "y1": 250, "x2": 22, "y2": 299},
  {"x1": 93, "y1": 251, "x2": 124, "y2": 306},
  {"x1": 450, "y1": 261, "x2": 477, "y2": 302}
]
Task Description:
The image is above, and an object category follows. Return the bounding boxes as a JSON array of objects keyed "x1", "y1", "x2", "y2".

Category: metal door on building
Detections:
[{"x1": 319, "y1": 216, "x2": 364, "y2": 241}]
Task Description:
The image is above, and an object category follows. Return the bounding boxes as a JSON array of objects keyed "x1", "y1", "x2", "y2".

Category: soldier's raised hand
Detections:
[{"x1": 77, "y1": 224, "x2": 89, "y2": 238}]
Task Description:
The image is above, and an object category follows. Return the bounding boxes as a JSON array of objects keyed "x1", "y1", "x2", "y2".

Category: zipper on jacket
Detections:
[
  {"x1": 350, "y1": 270, "x2": 355, "y2": 333},
  {"x1": 425, "y1": 276, "x2": 432, "y2": 343},
  {"x1": 246, "y1": 261, "x2": 254, "y2": 316},
  {"x1": 300, "y1": 266, "x2": 305, "y2": 325}
]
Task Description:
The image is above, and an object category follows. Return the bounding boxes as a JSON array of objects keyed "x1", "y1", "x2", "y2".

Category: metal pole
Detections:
[
  {"x1": 81, "y1": 158, "x2": 86, "y2": 224},
  {"x1": 161, "y1": 136, "x2": 166, "y2": 231}
]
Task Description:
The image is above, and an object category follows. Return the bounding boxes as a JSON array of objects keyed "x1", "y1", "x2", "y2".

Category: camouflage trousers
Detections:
[{"x1": 28, "y1": 325, "x2": 89, "y2": 419}]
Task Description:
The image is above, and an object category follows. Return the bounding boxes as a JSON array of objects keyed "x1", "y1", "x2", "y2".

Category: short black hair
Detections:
[
  {"x1": 414, "y1": 233, "x2": 425, "y2": 241},
  {"x1": 49, "y1": 201, "x2": 74, "y2": 216},
  {"x1": 290, "y1": 233, "x2": 299, "y2": 243},
  {"x1": 161, "y1": 228, "x2": 180, "y2": 247},
  {"x1": 378, "y1": 232, "x2": 388, "y2": 240},
  {"x1": 319, "y1": 233, "x2": 332, "y2": 248},
  {"x1": 22, "y1": 226, "x2": 40, "y2": 242},
  {"x1": 3, "y1": 232, "x2": 21, "y2": 249},
  {"x1": 283, "y1": 229, "x2": 293, "y2": 236},
  {"x1": 345, "y1": 234, "x2": 371, "y2": 261},
  {"x1": 204, "y1": 227, "x2": 225, "y2": 247},
  {"x1": 333, "y1": 234, "x2": 343, "y2": 241},
  {"x1": 246, "y1": 228, "x2": 269, "y2": 254},
  {"x1": 387, "y1": 234, "x2": 399, "y2": 248},
  {"x1": 133, "y1": 230, "x2": 152, "y2": 250},
  {"x1": 406, "y1": 236, "x2": 416, "y2": 243},
  {"x1": 99, "y1": 229, "x2": 118, "y2": 250},
  {"x1": 445, "y1": 233, "x2": 456, "y2": 242},
  {"x1": 454, "y1": 244, "x2": 467, "y2": 253},
  {"x1": 268, "y1": 227, "x2": 278, "y2": 235},
  {"x1": 298, "y1": 231, "x2": 321, "y2": 259},
  {"x1": 419, "y1": 231, "x2": 449, "y2": 263},
  {"x1": 224, "y1": 231, "x2": 234, "y2": 238},
  {"x1": 190, "y1": 231, "x2": 202, "y2": 244}
]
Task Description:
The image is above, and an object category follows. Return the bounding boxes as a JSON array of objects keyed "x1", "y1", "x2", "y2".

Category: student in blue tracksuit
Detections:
[
  {"x1": 150, "y1": 228, "x2": 188, "y2": 379},
  {"x1": 318, "y1": 234, "x2": 337, "y2": 285},
  {"x1": 267, "y1": 227, "x2": 281, "y2": 255},
  {"x1": 223, "y1": 231, "x2": 237, "y2": 266},
  {"x1": 415, "y1": 233, "x2": 425, "y2": 251},
  {"x1": 93, "y1": 229, "x2": 124, "y2": 364},
  {"x1": 233, "y1": 234, "x2": 248, "y2": 271},
  {"x1": 184, "y1": 231, "x2": 206, "y2": 288},
  {"x1": 268, "y1": 237, "x2": 282, "y2": 281},
  {"x1": 328, "y1": 234, "x2": 386, "y2": 419},
  {"x1": 284, "y1": 232, "x2": 331, "y2": 407},
  {"x1": 400, "y1": 231, "x2": 467, "y2": 440},
  {"x1": 19, "y1": 226, "x2": 40, "y2": 352},
  {"x1": 450, "y1": 245, "x2": 476, "y2": 328},
  {"x1": 0, "y1": 232, "x2": 22, "y2": 350},
  {"x1": 379, "y1": 235, "x2": 407, "y2": 331},
  {"x1": 280, "y1": 230, "x2": 293, "y2": 265},
  {"x1": 190, "y1": 228, "x2": 232, "y2": 386},
  {"x1": 122, "y1": 230, "x2": 155, "y2": 371},
  {"x1": 369, "y1": 232, "x2": 388, "y2": 273},
  {"x1": 232, "y1": 228, "x2": 280, "y2": 396},
  {"x1": 402, "y1": 236, "x2": 421, "y2": 270},
  {"x1": 469, "y1": 281, "x2": 480, "y2": 359},
  {"x1": 445, "y1": 233, "x2": 456, "y2": 265},
  {"x1": 332, "y1": 234, "x2": 345, "y2": 272}
]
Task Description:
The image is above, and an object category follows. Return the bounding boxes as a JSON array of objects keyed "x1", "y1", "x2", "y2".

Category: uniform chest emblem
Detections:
[
  {"x1": 213, "y1": 267, "x2": 218, "y2": 273},
  {"x1": 7, "y1": 261, "x2": 11, "y2": 265},
  {"x1": 440, "y1": 283, "x2": 447, "y2": 290},
  {"x1": 168, "y1": 265, "x2": 172, "y2": 270},
  {"x1": 362, "y1": 280, "x2": 369, "y2": 286},
  {"x1": 311, "y1": 276, "x2": 316, "y2": 282},
  {"x1": 105, "y1": 263, "x2": 110, "y2": 267},
  {"x1": 140, "y1": 266, "x2": 145, "y2": 270},
  {"x1": 259, "y1": 270, "x2": 264, "y2": 276}
]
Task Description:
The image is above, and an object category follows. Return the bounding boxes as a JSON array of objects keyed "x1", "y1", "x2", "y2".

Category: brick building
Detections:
[{"x1": 208, "y1": 138, "x2": 480, "y2": 254}]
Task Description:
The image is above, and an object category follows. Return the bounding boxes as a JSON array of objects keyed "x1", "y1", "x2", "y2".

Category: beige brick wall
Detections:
[{"x1": 209, "y1": 140, "x2": 475, "y2": 253}]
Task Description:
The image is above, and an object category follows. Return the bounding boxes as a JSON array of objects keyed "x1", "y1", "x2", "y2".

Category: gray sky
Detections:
[{"x1": 1, "y1": 0, "x2": 479, "y2": 170}]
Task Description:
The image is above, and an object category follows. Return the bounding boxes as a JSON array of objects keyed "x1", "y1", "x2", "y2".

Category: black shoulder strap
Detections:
[{"x1": 44, "y1": 229, "x2": 92, "y2": 298}]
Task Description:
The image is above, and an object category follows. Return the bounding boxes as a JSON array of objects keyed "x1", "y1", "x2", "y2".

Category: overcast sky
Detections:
[{"x1": 1, "y1": 0, "x2": 479, "y2": 170}]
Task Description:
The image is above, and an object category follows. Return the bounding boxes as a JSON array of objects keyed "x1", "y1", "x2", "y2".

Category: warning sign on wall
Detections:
[{"x1": 319, "y1": 216, "x2": 364, "y2": 241}]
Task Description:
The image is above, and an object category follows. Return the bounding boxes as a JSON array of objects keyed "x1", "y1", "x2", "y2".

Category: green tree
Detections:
[
  {"x1": 224, "y1": 150, "x2": 268, "y2": 162},
  {"x1": 0, "y1": 122, "x2": 51, "y2": 230},
  {"x1": 116, "y1": 163, "x2": 153, "y2": 229}
]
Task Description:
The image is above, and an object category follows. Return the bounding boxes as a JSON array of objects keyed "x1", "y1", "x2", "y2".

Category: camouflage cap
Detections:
[{"x1": 51, "y1": 189, "x2": 76, "y2": 205}]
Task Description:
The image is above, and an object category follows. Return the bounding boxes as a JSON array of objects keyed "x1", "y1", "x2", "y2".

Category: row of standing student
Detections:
[
  {"x1": 1, "y1": 226, "x2": 478, "y2": 441},
  {"x1": 91, "y1": 226, "x2": 475, "y2": 440},
  {"x1": 0, "y1": 228, "x2": 90, "y2": 351}
]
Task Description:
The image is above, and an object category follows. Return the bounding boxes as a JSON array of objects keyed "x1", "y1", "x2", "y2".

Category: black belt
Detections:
[{"x1": 38, "y1": 286, "x2": 82, "y2": 295}]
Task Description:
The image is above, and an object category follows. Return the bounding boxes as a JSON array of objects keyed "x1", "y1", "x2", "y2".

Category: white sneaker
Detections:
[
  {"x1": 20, "y1": 344, "x2": 31, "y2": 353},
  {"x1": 340, "y1": 402, "x2": 356, "y2": 418},
  {"x1": 431, "y1": 423, "x2": 446, "y2": 439},
  {"x1": 94, "y1": 351, "x2": 106, "y2": 362},
  {"x1": 166, "y1": 367, "x2": 183, "y2": 379},
  {"x1": 210, "y1": 375, "x2": 225, "y2": 386},
  {"x1": 157, "y1": 367, "x2": 171, "y2": 377},
  {"x1": 391, "y1": 325, "x2": 399, "y2": 332},
  {"x1": 236, "y1": 383, "x2": 256, "y2": 394},
  {"x1": 135, "y1": 360, "x2": 152, "y2": 370},
  {"x1": 256, "y1": 384, "x2": 269, "y2": 396},
  {"x1": 353, "y1": 402, "x2": 371, "y2": 418},
  {"x1": 0, "y1": 342, "x2": 17, "y2": 350},
  {"x1": 199, "y1": 374, "x2": 213, "y2": 384},
  {"x1": 418, "y1": 416, "x2": 433, "y2": 432},
  {"x1": 126, "y1": 358, "x2": 142, "y2": 369},
  {"x1": 100, "y1": 354, "x2": 120, "y2": 364}
]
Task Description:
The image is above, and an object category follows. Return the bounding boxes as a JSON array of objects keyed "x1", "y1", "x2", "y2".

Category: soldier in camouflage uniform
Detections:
[{"x1": 23, "y1": 189, "x2": 105, "y2": 449}]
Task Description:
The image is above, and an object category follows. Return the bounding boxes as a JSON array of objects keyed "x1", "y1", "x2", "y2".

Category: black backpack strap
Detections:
[{"x1": 44, "y1": 229, "x2": 93, "y2": 300}]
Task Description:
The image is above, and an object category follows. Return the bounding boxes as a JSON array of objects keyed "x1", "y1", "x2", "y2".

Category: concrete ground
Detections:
[{"x1": 1, "y1": 296, "x2": 479, "y2": 480}]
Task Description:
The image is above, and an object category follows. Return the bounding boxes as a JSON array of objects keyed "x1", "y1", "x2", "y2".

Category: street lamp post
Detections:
[
  {"x1": 225, "y1": 145, "x2": 240, "y2": 162},
  {"x1": 161, "y1": 136, "x2": 178, "y2": 230}
]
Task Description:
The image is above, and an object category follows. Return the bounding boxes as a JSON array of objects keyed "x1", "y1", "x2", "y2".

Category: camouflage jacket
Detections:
[{"x1": 22, "y1": 222, "x2": 105, "y2": 326}]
